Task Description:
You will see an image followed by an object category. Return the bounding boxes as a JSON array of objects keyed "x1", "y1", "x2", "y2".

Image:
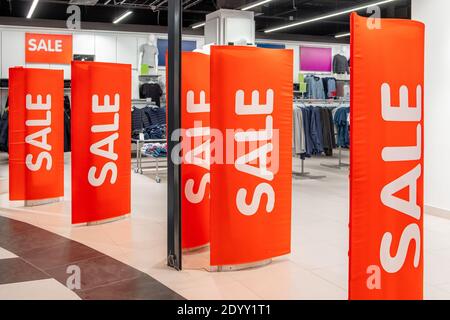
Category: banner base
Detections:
[
  {"x1": 25, "y1": 197, "x2": 63, "y2": 207},
  {"x1": 183, "y1": 244, "x2": 210, "y2": 254},
  {"x1": 84, "y1": 213, "x2": 130, "y2": 226},
  {"x1": 209, "y1": 259, "x2": 272, "y2": 272}
]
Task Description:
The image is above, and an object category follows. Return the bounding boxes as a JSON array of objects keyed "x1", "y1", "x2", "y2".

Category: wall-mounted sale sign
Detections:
[
  {"x1": 210, "y1": 46, "x2": 293, "y2": 266},
  {"x1": 71, "y1": 61, "x2": 131, "y2": 224},
  {"x1": 26, "y1": 33, "x2": 73, "y2": 64},
  {"x1": 349, "y1": 13, "x2": 425, "y2": 300},
  {"x1": 9, "y1": 67, "x2": 64, "y2": 201},
  {"x1": 180, "y1": 52, "x2": 211, "y2": 250}
]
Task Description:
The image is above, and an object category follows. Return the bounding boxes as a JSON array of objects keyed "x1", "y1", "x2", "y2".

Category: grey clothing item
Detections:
[
  {"x1": 327, "y1": 78, "x2": 337, "y2": 98},
  {"x1": 139, "y1": 43, "x2": 159, "y2": 68},
  {"x1": 293, "y1": 107, "x2": 306, "y2": 155},
  {"x1": 333, "y1": 54, "x2": 349, "y2": 74},
  {"x1": 305, "y1": 76, "x2": 326, "y2": 99}
]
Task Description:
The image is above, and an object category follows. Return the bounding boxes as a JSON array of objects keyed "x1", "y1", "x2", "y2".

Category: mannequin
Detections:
[{"x1": 139, "y1": 34, "x2": 159, "y2": 76}]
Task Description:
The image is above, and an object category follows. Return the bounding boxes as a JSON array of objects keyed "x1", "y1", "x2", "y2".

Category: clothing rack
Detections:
[
  {"x1": 292, "y1": 98, "x2": 350, "y2": 178},
  {"x1": 319, "y1": 102, "x2": 350, "y2": 170}
]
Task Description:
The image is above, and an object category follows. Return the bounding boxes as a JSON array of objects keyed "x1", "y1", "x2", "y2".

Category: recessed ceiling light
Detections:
[{"x1": 265, "y1": 0, "x2": 399, "y2": 33}]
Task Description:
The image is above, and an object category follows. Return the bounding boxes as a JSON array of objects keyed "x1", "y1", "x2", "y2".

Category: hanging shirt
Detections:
[
  {"x1": 139, "y1": 83, "x2": 163, "y2": 106},
  {"x1": 333, "y1": 54, "x2": 349, "y2": 74}
]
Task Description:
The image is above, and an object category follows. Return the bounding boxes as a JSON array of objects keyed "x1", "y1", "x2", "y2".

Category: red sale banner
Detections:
[
  {"x1": 180, "y1": 52, "x2": 210, "y2": 250},
  {"x1": 349, "y1": 13, "x2": 424, "y2": 300},
  {"x1": 9, "y1": 67, "x2": 64, "y2": 201},
  {"x1": 210, "y1": 46, "x2": 292, "y2": 266},
  {"x1": 26, "y1": 33, "x2": 73, "y2": 64},
  {"x1": 71, "y1": 61, "x2": 131, "y2": 224}
]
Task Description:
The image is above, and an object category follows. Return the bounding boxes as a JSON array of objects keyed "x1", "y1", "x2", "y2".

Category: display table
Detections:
[{"x1": 132, "y1": 138, "x2": 167, "y2": 183}]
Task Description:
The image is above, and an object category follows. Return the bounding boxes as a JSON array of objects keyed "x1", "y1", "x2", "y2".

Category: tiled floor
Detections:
[
  {"x1": 0, "y1": 151, "x2": 450, "y2": 299},
  {"x1": 0, "y1": 215, "x2": 183, "y2": 300}
]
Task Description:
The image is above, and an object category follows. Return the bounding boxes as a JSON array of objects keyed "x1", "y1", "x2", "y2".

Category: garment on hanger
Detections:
[
  {"x1": 139, "y1": 82, "x2": 163, "y2": 106},
  {"x1": 336, "y1": 80, "x2": 350, "y2": 97},
  {"x1": 293, "y1": 108, "x2": 305, "y2": 155},
  {"x1": 333, "y1": 54, "x2": 349, "y2": 74},
  {"x1": 63, "y1": 96, "x2": 71, "y2": 152},
  {"x1": 320, "y1": 107, "x2": 336, "y2": 156},
  {"x1": 0, "y1": 101, "x2": 8, "y2": 153},
  {"x1": 309, "y1": 106, "x2": 324, "y2": 155},
  {"x1": 334, "y1": 106, "x2": 350, "y2": 148},
  {"x1": 305, "y1": 75, "x2": 326, "y2": 99}
]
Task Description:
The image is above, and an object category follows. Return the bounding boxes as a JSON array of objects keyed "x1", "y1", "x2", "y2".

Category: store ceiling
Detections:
[{"x1": 0, "y1": 0, "x2": 411, "y2": 37}]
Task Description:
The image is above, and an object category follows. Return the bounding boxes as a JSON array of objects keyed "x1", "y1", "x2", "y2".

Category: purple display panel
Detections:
[{"x1": 300, "y1": 46, "x2": 332, "y2": 72}]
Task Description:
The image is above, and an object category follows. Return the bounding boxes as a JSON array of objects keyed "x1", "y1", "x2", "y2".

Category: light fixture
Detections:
[
  {"x1": 192, "y1": 22, "x2": 205, "y2": 29},
  {"x1": 335, "y1": 32, "x2": 351, "y2": 38},
  {"x1": 27, "y1": 0, "x2": 39, "y2": 19},
  {"x1": 265, "y1": 0, "x2": 399, "y2": 33},
  {"x1": 113, "y1": 11, "x2": 132, "y2": 24},
  {"x1": 241, "y1": 0, "x2": 272, "y2": 11}
]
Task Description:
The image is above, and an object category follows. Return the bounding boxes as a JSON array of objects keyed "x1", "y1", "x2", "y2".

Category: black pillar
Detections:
[{"x1": 167, "y1": 0, "x2": 182, "y2": 270}]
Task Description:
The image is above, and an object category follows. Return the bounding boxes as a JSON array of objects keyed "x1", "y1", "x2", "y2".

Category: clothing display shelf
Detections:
[
  {"x1": 131, "y1": 99, "x2": 167, "y2": 182},
  {"x1": 138, "y1": 74, "x2": 160, "y2": 83}
]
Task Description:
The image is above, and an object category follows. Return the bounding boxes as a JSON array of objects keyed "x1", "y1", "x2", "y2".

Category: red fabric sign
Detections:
[
  {"x1": 210, "y1": 46, "x2": 293, "y2": 266},
  {"x1": 26, "y1": 33, "x2": 73, "y2": 64},
  {"x1": 9, "y1": 67, "x2": 64, "y2": 201},
  {"x1": 71, "y1": 61, "x2": 131, "y2": 224},
  {"x1": 180, "y1": 52, "x2": 211, "y2": 250},
  {"x1": 349, "y1": 13, "x2": 425, "y2": 300}
]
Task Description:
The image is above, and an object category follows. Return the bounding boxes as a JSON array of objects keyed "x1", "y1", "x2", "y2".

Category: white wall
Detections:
[
  {"x1": 0, "y1": 24, "x2": 349, "y2": 111},
  {"x1": 412, "y1": 0, "x2": 450, "y2": 213},
  {"x1": 256, "y1": 39, "x2": 349, "y2": 83},
  {"x1": 0, "y1": 25, "x2": 203, "y2": 104}
]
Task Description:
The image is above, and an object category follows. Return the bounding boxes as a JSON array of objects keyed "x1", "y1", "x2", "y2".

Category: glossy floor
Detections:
[{"x1": 0, "y1": 152, "x2": 450, "y2": 299}]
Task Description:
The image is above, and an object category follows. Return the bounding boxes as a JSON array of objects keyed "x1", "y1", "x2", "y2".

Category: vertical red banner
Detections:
[
  {"x1": 210, "y1": 46, "x2": 293, "y2": 266},
  {"x1": 181, "y1": 52, "x2": 210, "y2": 250},
  {"x1": 71, "y1": 61, "x2": 131, "y2": 224},
  {"x1": 349, "y1": 14, "x2": 425, "y2": 299},
  {"x1": 9, "y1": 67, "x2": 64, "y2": 201}
]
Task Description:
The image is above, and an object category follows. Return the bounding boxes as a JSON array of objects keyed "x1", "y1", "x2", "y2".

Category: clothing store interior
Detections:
[{"x1": 0, "y1": 0, "x2": 450, "y2": 301}]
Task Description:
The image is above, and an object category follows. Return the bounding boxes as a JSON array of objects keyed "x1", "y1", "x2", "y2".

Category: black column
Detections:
[{"x1": 167, "y1": 0, "x2": 182, "y2": 270}]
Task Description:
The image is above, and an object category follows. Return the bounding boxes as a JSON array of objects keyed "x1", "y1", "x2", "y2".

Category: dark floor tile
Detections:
[
  {"x1": 20, "y1": 241, "x2": 103, "y2": 271},
  {"x1": 0, "y1": 226, "x2": 69, "y2": 255},
  {"x1": 46, "y1": 255, "x2": 143, "y2": 292},
  {"x1": 0, "y1": 258, "x2": 50, "y2": 285},
  {"x1": 0, "y1": 216, "x2": 37, "y2": 237},
  {"x1": 77, "y1": 275, "x2": 184, "y2": 300}
]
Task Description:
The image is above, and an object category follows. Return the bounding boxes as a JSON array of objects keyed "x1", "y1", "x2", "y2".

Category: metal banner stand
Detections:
[
  {"x1": 182, "y1": 244, "x2": 210, "y2": 254},
  {"x1": 209, "y1": 259, "x2": 272, "y2": 272},
  {"x1": 25, "y1": 197, "x2": 63, "y2": 207},
  {"x1": 167, "y1": 0, "x2": 182, "y2": 271}
]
